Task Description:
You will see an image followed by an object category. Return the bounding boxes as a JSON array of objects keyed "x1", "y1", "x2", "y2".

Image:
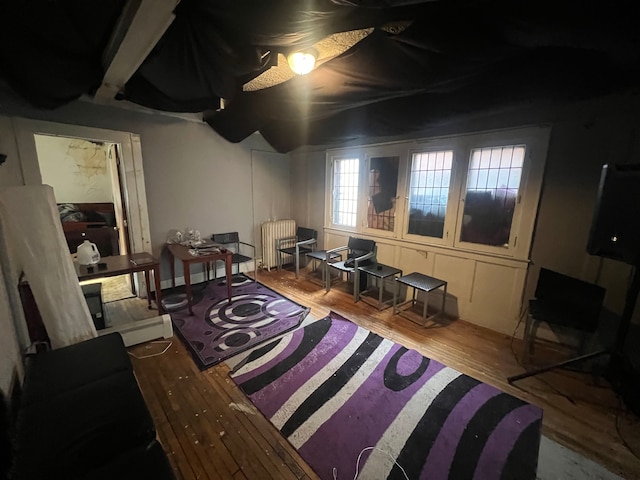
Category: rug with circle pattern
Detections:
[{"x1": 167, "y1": 274, "x2": 310, "y2": 369}]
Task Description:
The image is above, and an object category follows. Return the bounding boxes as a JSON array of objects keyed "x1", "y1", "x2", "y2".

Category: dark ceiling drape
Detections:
[
  {"x1": 0, "y1": 0, "x2": 126, "y2": 108},
  {"x1": 1, "y1": 0, "x2": 639, "y2": 152}
]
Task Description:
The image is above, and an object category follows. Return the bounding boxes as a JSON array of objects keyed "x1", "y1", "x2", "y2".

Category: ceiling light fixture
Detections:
[{"x1": 287, "y1": 48, "x2": 318, "y2": 75}]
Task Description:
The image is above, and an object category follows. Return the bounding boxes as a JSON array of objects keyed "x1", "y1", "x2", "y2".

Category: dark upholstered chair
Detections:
[
  {"x1": 325, "y1": 237, "x2": 377, "y2": 301},
  {"x1": 276, "y1": 227, "x2": 318, "y2": 278},
  {"x1": 523, "y1": 267, "x2": 605, "y2": 363},
  {"x1": 212, "y1": 232, "x2": 256, "y2": 278}
]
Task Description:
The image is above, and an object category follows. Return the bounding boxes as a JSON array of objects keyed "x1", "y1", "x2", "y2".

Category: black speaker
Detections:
[{"x1": 587, "y1": 164, "x2": 640, "y2": 265}]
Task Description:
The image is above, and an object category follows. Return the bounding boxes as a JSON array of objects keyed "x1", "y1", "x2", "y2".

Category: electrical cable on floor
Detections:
[
  {"x1": 508, "y1": 304, "x2": 577, "y2": 405},
  {"x1": 614, "y1": 393, "x2": 640, "y2": 462},
  {"x1": 332, "y1": 446, "x2": 410, "y2": 480},
  {"x1": 128, "y1": 340, "x2": 173, "y2": 359}
]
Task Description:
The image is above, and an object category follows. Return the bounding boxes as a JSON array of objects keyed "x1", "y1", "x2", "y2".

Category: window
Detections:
[
  {"x1": 367, "y1": 156, "x2": 399, "y2": 232},
  {"x1": 325, "y1": 127, "x2": 549, "y2": 260},
  {"x1": 407, "y1": 150, "x2": 453, "y2": 239},
  {"x1": 332, "y1": 157, "x2": 359, "y2": 227},
  {"x1": 459, "y1": 145, "x2": 524, "y2": 247}
]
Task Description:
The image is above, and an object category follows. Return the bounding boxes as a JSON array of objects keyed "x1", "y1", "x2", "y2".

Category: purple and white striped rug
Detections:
[{"x1": 230, "y1": 311, "x2": 543, "y2": 480}]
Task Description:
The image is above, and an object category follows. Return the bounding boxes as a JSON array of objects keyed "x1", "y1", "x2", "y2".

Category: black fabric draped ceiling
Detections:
[{"x1": 1, "y1": 0, "x2": 639, "y2": 152}]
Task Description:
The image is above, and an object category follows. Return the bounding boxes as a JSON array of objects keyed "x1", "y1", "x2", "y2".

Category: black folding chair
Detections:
[
  {"x1": 211, "y1": 232, "x2": 256, "y2": 279},
  {"x1": 276, "y1": 227, "x2": 317, "y2": 278},
  {"x1": 325, "y1": 237, "x2": 377, "y2": 301},
  {"x1": 509, "y1": 267, "x2": 606, "y2": 383}
]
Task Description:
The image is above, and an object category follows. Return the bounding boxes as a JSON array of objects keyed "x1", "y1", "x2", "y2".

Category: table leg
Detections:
[
  {"x1": 170, "y1": 253, "x2": 176, "y2": 289},
  {"x1": 144, "y1": 269, "x2": 152, "y2": 309},
  {"x1": 378, "y1": 276, "x2": 383, "y2": 310},
  {"x1": 129, "y1": 273, "x2": 137, "y2": 296},
  {"x1": 393, "y1": 278, "x2": 398, "y2": 313},
  {"x1": 422, "y1": 289, "x2": 428, "y2": 324},
  {"x1": 441, "y1": 283, "x2": 447, "y2": 318},
  {"x1": 154, "y1": 265, "x2": 164, "y2": 314},
  {"x1": 184, "y1": 261, "x2": 193, "y2": 316},
  {"x1": 352, "y1": 269, "x2": 359, "y2": 302},
  {"x1": 225, "y1": 254, "x2": 233, "y2": 301},
  {"x1": 324, "y1": 260, "x2": 329, "y2": 292}
]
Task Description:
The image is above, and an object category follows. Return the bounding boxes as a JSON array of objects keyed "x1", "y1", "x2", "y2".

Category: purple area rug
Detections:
[
  {"x1": 230, "y1": 311, "x2": 543, "y2": 480},
  {"x1": 168, "y1": 275, "x2": 309, "y2": 369}
]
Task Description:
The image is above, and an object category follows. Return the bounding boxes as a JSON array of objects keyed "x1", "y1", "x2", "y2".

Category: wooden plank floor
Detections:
[{"x1": 109, "y1": 268, "x2": 640, "y2": 480}]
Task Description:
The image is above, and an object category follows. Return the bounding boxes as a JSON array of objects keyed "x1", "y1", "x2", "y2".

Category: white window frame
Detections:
[
  {"x1": 451, "y1": 127, "x2": 549, "y2": 259},
  {"x1": 361, "y1": 145, "x2": 405, "y2": 239},
  {"x1": 325, "y1": 150, "x2": 363, "y2": 232},
  {"x1": 324, "y1": 126, "x2": 550, "y2": 261},
  {"x1": 402, "y1": 141, "x2": 462, "y2": 247}
]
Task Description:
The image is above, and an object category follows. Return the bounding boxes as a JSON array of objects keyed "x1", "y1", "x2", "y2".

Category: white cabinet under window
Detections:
[{"x1": 324, "y1": 126, "x2": 551, "y2": 334}]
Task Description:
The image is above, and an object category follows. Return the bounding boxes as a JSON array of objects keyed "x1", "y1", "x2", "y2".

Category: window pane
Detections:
[
  {"x1": 460, "y1": 145, "x2": 525, "y2": 247},
  {"x1": 333, "y1": 158, "x2": 359, "y2": 227},
  {"x1": 407, "y1": 150, "x2": 453, "y2": 238},
  {"x1": 367, "y1": 156, "x2": 399, "y2": 231}
]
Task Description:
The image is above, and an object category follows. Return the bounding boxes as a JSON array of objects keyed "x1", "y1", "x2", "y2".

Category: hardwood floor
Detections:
[{"x1": 108, "y1": 268, "x2": 640, "y2": 480}]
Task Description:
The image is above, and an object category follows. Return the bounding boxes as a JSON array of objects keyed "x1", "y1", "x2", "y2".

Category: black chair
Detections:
[
  {"x1": 325, "y1": 237, "x2": 377, "y2": 301},
  {"x1": 522, "y1": 268, "x2": 605, "y2": 363},
  {"x1": 276, "y1": 227, "x2": 318, "y2": 278},
  {"x1": 211, "y1": 232, "x2": 256, "y2": 279}
]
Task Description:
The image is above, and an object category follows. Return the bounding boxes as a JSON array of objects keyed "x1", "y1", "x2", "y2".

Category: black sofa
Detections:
[{"x1": 5, "y1": 332, "x2": 175, "y2": 480}]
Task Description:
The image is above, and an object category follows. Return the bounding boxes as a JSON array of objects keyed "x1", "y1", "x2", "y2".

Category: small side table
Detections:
[
  {"x1": 357, "y1": 263, "x2": 403, "y2": 310},
  {"x1": 394, "y1": 272, "x2": 447, "y2": 326},
  {"x1": 305, "y1": 250, "x2": 342, "y2": 288}
]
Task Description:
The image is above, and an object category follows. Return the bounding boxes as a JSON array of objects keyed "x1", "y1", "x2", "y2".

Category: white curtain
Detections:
[{"x1": 0, "y1": 185, "x2": 96, "y2": 348}]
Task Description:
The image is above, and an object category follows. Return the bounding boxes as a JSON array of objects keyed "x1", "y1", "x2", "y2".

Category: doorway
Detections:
[
  {"x1": 14, "y1": 119, "x2": 153, "y2": 300},
  {"x1": 34, "y1": 134, "x2": 134, "y2": 301}
]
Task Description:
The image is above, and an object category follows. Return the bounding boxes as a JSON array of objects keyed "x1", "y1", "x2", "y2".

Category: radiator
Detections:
[{"x1": 261, "y1": 219, "x2": 296, "y2": 270}]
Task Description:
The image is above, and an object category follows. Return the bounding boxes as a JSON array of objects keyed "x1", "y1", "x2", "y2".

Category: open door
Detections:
[{"x1": 15, "y1": 119, "x2": 153, "y2": 298}]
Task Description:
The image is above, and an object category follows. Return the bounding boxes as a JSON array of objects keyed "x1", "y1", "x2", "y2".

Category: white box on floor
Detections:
[{"x1": 98, "y1": 314, "x2": 173, "y2": 347}]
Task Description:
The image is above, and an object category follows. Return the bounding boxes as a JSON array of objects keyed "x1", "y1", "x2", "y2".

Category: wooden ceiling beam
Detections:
[{"x1": 94, "y1": 0, "x2": 179, "y2": 101}]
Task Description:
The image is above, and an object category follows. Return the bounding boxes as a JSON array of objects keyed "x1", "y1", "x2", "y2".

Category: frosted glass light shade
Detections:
[{"x1": 287, "y1": 49, "x2": 317, "y2": 75}]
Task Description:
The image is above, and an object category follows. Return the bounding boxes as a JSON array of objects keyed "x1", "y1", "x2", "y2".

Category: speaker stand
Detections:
[{"x1": 508, "y1": 266, "x2": 640, "y2": 417}]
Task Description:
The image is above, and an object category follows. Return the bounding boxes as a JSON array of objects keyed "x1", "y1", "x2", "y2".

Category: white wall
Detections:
[
  {"x1": 0, "y1": 116, "x2": 24, "y2": 186},
  {"x1": 0, "y1": 116, "x2": 25, "y2": 393},
  {"x1": 0, "y1": 100, "x2": 290, "y2": 283},
  {"x1": 0, "y1": 100, "x2": 291, "y2": 388},
  {"x1": 290, "y1": 92, "x2": 640, "y2": 334},
  {"x1": 0, "y1": 261, "x2": 22, "y2": 395},
  {"x1": 35, "y1": 135, "x2": 113, "y2": 203},
  {"x1": 529, "y1": 112, "x2": 640, "y2": 314},
  {"x1": 290, "y1": 148, "x2": 326, "y2": 247}
]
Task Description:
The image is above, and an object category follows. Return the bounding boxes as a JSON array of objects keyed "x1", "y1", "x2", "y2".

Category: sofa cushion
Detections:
[
  {"x1": 12, "y1": 369, "x2": 155, "y2": 479},
  {"x1": 21, "y1": 333, "x2": 132, "y2": 407},
  {"x1": 78, "y1": 440, "x2": 175, "y2": 480}
]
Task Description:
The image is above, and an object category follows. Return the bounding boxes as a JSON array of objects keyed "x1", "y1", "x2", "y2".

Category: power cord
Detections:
[
  {"x1": 508, "y1": 304, "x2": 577, "y2": 405},
  {"x1": 510, "y1": 304, "x2": 640, "y2": 463},
  {"x1": 128, "y1": 340, "x2": 173, "y2": 359},
  {"x1": 614, "y1": 394, "x2": 640, "y2": 462},
  {"x1": 332, "y1": 446, "x2": 410, "y2": 480}
]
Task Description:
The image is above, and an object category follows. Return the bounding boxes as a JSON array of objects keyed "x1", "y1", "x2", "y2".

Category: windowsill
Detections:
[{"x1": 323, "y1": 226, "x2": 531, "y2": 268}]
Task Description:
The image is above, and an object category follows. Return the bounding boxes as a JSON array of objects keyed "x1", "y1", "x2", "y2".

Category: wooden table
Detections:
[
  {"x1": 166, "y1": 243, "x2": 233, "y2": 315},
  {"x1": 75, "y1": 252, "x2": 164, "y2": 314}
]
